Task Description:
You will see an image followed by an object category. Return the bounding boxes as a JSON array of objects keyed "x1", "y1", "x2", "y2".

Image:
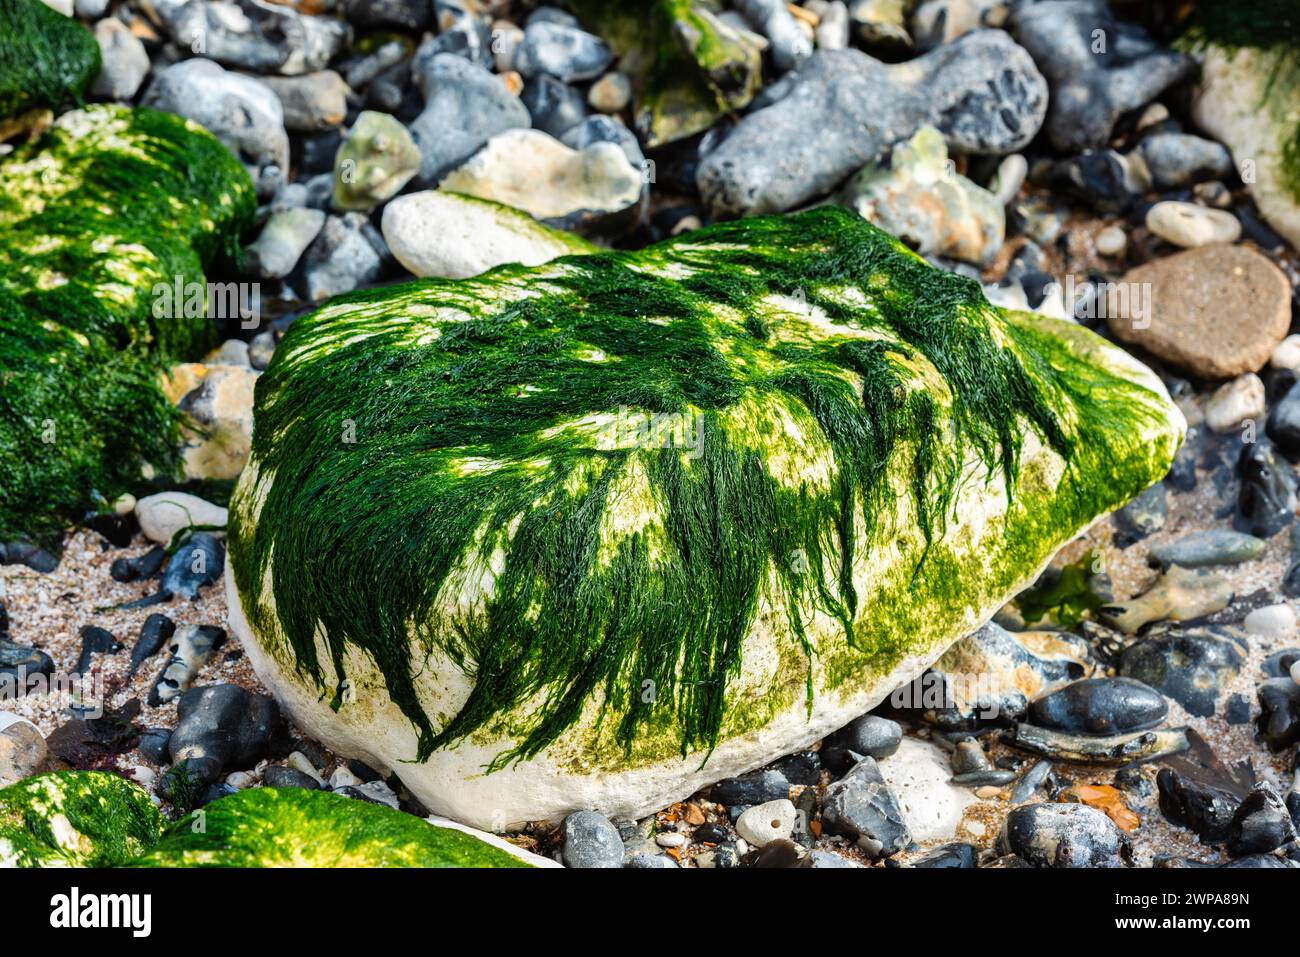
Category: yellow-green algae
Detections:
[
  {"x1": 0, "y1": 771, "x2": 162, "y2": 866},
  {"x1": 0, "y1": 105, "x2": 255, "y2": 541},
  {"x1": 231, "y1": 207, "x2": 1182, "y2": 774},
  {"x1": 0, "y1": 771, "x2": 532, "y2": 867},
  {"x1": 0, "y1": 0, "x2": 100, "y2": 120}
]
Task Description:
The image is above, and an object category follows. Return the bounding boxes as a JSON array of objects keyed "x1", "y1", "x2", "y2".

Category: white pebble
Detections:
[
  {"x1": 1292, "y1": 659, "x2": 1300, "y2": 685},
  {"x1": 1146, "y1": 201, "x2": 1240, "y2": 248},
  {"x1": 1244, "y1": 604, "x2": 1297, "y2": 639},
  {"x1": 735, "y1": 799, "x2": 797, "y2": 847},
  {"x1": 287, "y1": 751, "x2": 325, "y2": 784},
  {"x1": 225, "y1": 770, "x2": 256, "y2": 789},
  {"x1": 1095, "y1": 225, "x2": 1127, "y2": 257},
  {"x1": 655, "y1": 831, "x2": 688, "y2": 848},
  {"x1": 1203, "y1": 374, "x2": 1264, "y2": 433},
  {"x1": 992, "y1": 153, "x2": 1027, "y2": 206},
  {"x1": 328, "y1": 766, "x2": 362, "y2": 789},
  {"x1": 1271, "y1": 334, "x2": 1300, "y2": 371}
]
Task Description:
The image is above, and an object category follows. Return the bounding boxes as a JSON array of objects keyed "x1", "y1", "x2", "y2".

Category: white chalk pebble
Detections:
[{"x1": 1243, "y1": 604, "x2": 1296, "y2": 640}]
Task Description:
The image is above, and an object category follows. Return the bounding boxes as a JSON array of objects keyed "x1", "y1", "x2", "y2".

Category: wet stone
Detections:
[
  {"x1": 1027, "y1": 677, "x2": 1168, "y2": 736},
  {"x1": 1256, "y1": 678, "x2": 1300, "y2": 751},
  {"x1": 708, "y1": 769, "x2": 790, "y2": 806},
  {"x1": 1100, "y1": 566, "x2": 1234, "y2": 634},
  {"x1": 561, "y1": 810, "x2": 624, "y2": 868},
  {"x1": 909, "y1": 842, "x2": 978, "y2": 868},
  {"x1": 1112, "y1": 482, "x2": 1167, "y2": 547},
  {"x1": 1119, "y1": 625, "x2": 1245, "y2": 718},
  {"x1": 1146, "y1": 530, "x2": 1266, "y2": 570},
  {"x1": 1010, "y1": 759, "x2": 1053, "y2": 804},
  {"x1": 820, "y1": 714, "x2": 902, "y2": 774},
  {"x1": 1156, "y1": 767, "x2": 1240, "y2": 844},
  {"x1": 999, "y1": 802, "x2": 1125, "y2": 868},
  {"x1": 263, "y1": 765, "x2": 320, "y2": 790},
  {"x1": 1227, "y1": 785, "x2": 1297, "y2": 857},
  {"x1": 1236, "y1": 439, "x2": 1298, "y2": 538},
  {"x1": 821, "y1": 756, "x2": 910, "y2": 858}
]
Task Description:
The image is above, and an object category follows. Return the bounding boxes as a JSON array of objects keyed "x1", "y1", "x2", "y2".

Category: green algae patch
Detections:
[
  {"x1": 0, "y1": 0, "x2": 101, "y2": 119},
  {"x1": 136, "y1": 787, "x2": 533, "y2": 867},
  {"x1": 230, "y1": 206, "x2": 1183, "y2": 775},
  {"x1": 0, "y1": 771, "x2": 163, "y2": 867},
  {"x1": 0, "y1": 105, "x2": 255, "y2": 542},
  {"x1": 568, "y1": 0, "x2": 764, "y2": 147},
  {"x1": 0, "y1": 771, "x2": 534, "y2": 867}
]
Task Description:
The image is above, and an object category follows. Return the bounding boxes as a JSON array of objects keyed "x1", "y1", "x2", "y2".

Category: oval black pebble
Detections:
[{"x1": 1028, "y1": 677, "x2": 1167, "y2": 735}]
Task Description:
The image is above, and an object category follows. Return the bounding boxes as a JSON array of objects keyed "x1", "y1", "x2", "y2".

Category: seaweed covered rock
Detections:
[
  {"x1": 135, "y1": 787, "x2": 540, "y2": 867},
  {"x1": 0, "y1": 0, "x2": 101, "y2": 120},
  {"x1": 1188, "y1": 2, "x2": 1300, "y2": 250},
  {"x1": 0, "y1": 771, "x2": 544, "y2": 867},
  {"x1": 0, "y1": 771, "x2": 162, "y2": 866},
  {"x1": 0, "y1": 104, "x2": 255, "y2": 540},
  {"x1": 228, "y1": 207, "x2": 1183, "y2": 829},
  {"x1": 567, "y1": 0, "x2": 765, "y2": 147}
]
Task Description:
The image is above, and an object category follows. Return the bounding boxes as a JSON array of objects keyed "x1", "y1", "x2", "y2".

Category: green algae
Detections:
[
  {"x1": 0, "y1": 771, "x2": 163, "y2": 866},
  {"x1": 0, "y1": 105, "x2": 255, "y2": 542},
  {"x1": 0, "y1": 771, "x2": 533, "y2": 867},
  {"x1": 0, "y1": 0, "x2": 100, "y2": 120},
  {"x1": 231, "y1": 206, "x2": 1181, "y2": 773},
  {"x1": 567, "y1": 0, "x2": 764, "y2": 147},
  {"x1": 137, "y1": 787, "x2": 532, "y2": 867}
]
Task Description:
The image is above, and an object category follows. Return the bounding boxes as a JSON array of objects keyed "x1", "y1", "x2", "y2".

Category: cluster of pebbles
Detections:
[{"x1": 3, "y1": 0, "x2": 1300, "y2": 867}]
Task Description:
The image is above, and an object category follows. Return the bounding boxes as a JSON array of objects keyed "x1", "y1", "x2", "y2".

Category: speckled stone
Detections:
[{"x1": 1107, "y1": 244, "x2": 1291, "y2": 379}]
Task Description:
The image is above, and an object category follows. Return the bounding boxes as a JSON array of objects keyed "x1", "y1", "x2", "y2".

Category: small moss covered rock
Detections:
[
  {"x1": 0, "y1": 0, "x2": 101, "y2": 120},
  {"x1": 568, "y1": 0, "x2": 764, "y2": 147},
  {"x1": 0, "y1": 771, "x2": 163, "y2": 866},
  {"x1": 0, "y1": 105, "x2": 255, "y2": 541},
  {"x1": 228, "y1": 206, "x2": 1184, "y2": 829},
  {"x1": 0, "y1": 771, "x2": 540, "y2": 867}
]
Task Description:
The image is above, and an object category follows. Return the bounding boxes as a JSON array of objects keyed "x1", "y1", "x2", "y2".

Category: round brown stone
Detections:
[{"x1": 1105, "y1": 243, "x2": 1291, "y2": 379}]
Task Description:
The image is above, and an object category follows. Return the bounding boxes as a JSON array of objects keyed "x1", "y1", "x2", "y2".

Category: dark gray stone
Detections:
[
  {"x1": 1028, "y1": 677, "x2": 1168, "y2": 735},
  {"x1": 1011, "y1": 0, "x2": 1194, "y2": 151},
  {"x1": 821, "y1": 714, "x2": 902, "y2": 774},
  {"x1": 820, "y1": 756, "x2": 910, "y2": 858},
  {"x1": 562, "y1": 810, "x2": 624, "y2": 868},
  {"x1": 1000, "y1": 802, "x2": 1124, "y2": 868}
]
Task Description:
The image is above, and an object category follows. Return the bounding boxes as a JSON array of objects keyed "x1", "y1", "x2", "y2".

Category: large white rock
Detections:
[
  {"x1": 877, "y1": 737, "x2": 977, "y2": 842},
  {"x1": 1193, "y1": 44, "x2": 1300, "y2": 251},
  {"x1": 225, "y1": 212, "x2": 1183, "y2": 831},
  {"x1": 381, "y1": 191, "x2": 594, "y2": 280}
]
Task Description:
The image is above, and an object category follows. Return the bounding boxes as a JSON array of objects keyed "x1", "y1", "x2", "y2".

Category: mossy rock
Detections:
[
  {"x1": 0, "y1": 105, "x2": 255, "y2": 542},
  {"x1": 0, "y1": 771, "x2": 163, "y2": 866},
  {"x1": 228, "y1": 206, "x2": 1184, "y2": 828},
  {"x1": 1183, "y1": 0, "x2": 1300, "y2": 249},
  {"x1": 136, "y1": 787, "x2": 535, "y2": 867},
  {"x1": 0, "y1": 0, "x2": 101, "y2": 120},
  {"x1": 0, "y1": 771, "x2": 541, "y2": 867},
  {"x1": 568, "y1": 0, "x2": 764, "y2": 147}
]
